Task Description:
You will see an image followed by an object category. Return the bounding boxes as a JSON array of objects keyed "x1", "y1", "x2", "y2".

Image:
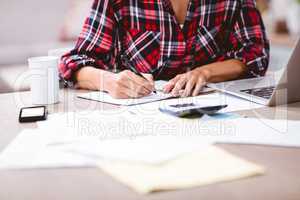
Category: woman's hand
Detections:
[
  {"x1": 163, "y1": 68, "x2": 210, "y2": 97},
  {"x1": 163, "y1": 59, "x2": 247, "y2": 97},
  {"x1": 107, "y1": 70, "x2": 155, "y2": 99},
  {"x1": 75, "y1": 67, "x2": 154, "y2": 99}
]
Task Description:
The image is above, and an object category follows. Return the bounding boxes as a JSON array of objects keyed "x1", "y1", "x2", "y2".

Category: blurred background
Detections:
[{"x1": 0, "y1": 0, "x2": 299, "y2": 93}]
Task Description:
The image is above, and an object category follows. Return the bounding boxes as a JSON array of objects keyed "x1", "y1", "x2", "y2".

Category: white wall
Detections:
[{"x1": 0, "y1": 0, "x2": 69, "y2": 46}]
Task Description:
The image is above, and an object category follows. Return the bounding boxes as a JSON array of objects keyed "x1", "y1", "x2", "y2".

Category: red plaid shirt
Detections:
[{"x1": 60, "y1": 0, "x2": 269, "y2": 82}]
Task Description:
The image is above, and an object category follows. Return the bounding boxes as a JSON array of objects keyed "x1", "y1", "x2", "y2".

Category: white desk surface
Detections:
[{"x1": 0, "y1": 89, "x2": 300, "y2": 200}]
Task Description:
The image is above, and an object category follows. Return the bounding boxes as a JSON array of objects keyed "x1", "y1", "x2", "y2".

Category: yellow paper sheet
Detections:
[{"x1": 97, "y1": 146, "x2": 265, "y2": 194}]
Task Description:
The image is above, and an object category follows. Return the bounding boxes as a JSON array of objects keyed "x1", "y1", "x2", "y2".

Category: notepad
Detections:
[
  {"x1": 77, "y1": 79, "x2": 217, "y2": 106},
  {"x1": 78, "y1": 90, "x2": 173, "y2": 106}
]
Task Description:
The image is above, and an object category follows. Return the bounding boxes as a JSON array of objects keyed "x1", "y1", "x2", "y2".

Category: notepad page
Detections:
[
  {"x1": 77, "y1": 81, "x2": 172, "y2": 106},
  {"x1": 78, "y1": 91, "x2": 173, "y2": 106}
]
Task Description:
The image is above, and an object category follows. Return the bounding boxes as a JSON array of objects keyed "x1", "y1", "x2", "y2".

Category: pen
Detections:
[
  {"x1": 121, "y1": 55, "x2": 157, "y2": 94},
  {"x1": 154, "y1": 60, "x2": 170, "y2": 80}
]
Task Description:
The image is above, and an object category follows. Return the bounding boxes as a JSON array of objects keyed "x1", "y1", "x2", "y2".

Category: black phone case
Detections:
[{"x1": 19, "y1": 106, "x2": 47, "y2": 123}]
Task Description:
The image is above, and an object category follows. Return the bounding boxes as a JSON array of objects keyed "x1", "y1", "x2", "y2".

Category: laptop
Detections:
[{"x1": 207, "y1": 38, "x2": 300, "y2": 106}]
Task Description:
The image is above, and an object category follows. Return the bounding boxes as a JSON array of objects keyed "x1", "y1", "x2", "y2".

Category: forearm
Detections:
[
  {"x1": 198, "y1": 59, "x2": 247, "y2": 83},
  {"x1": 75, "y1": 67, "x2": 113, "y2": 91}
]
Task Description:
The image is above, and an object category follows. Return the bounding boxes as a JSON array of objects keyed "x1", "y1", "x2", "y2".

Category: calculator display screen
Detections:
[{"x1": 169, "y1": 103, "x2": 196, "y2": 108}]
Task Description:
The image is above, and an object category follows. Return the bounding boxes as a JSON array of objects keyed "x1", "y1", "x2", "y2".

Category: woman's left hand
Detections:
[{"x1": 163, "y1": 67, "x2": 210, "y2": 97}]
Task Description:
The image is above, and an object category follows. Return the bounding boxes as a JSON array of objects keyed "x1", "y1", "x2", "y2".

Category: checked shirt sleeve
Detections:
[
  {"x1": 59, "y1": 0, "x2": 118, "y2": 83},
  {"x1": 224, "y1": 0, "x2": 270, "y2": 78}
]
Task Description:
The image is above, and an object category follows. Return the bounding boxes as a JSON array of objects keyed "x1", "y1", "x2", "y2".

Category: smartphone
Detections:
[{"x1": 19, "y1": 106, "x2": 47, "y2": 123}]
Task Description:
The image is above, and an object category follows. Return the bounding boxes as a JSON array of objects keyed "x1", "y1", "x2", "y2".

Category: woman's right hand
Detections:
[
  {"x1": 75, "y1": 67, "x2": 154, "y2": 99},
  {"x1": 107, "y1": 70, "x2": 155, "y2": 99}
]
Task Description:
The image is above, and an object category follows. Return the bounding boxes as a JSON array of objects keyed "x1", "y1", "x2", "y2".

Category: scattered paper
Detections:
[
  {"x1": 202, "y1": 117, "x2": 300, "y2": 147},
  {"x1": 37, "y1": 109, "x2": 300, "y2": 149},
  {"x1": 37, "y1": 110, "x2": 239, "y2": 141},
  {"x1": 0, "y1": 129, "x2": 265, "y2": 194},
  {"x1": 0, "y1": 127, "x2": 213, "y2": 169},
  {"x1": 0, "y1": 130, "x2": 97, "y2": 169},
  {"x1": 56, "y1": 136, "x2": 213, "y2": 164}
]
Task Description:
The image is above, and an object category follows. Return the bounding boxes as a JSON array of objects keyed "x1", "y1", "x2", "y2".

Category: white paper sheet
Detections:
[
  {"x1": 0, "y1": 130, "x2": 97, "y2": 169},
  {"x1": 211, "y1": 118, "x2": 300, "y2": 147},
  {"x1": 37, "y1": 111, "x2": 220, "y2": 164},
  {"x1": 173, "y1": 117, "x2": 300, "y2": 148},
  {"x1": 54, "y1": 136, "x2": 213, "y2": 164},
  {"x1": 37, "y1": 109, "x2": 239, "y2": 142}
]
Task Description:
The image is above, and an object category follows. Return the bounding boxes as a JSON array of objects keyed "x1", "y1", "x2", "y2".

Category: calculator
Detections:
[{"x1": 159, "y1": 103, "x2": 227, "y2": 118}]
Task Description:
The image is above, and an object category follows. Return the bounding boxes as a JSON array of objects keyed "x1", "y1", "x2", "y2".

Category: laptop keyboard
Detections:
[{"x1": 240, "y1": 86, "x2": 275, "y2": 99}]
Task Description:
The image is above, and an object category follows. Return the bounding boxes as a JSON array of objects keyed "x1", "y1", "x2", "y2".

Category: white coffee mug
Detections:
[
  {"x1": 48, "y1": 47, "x2": 72, "y2": 58},
  {"x1": 28, "y1": 56, "x2": 59, "y2": 105}
]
